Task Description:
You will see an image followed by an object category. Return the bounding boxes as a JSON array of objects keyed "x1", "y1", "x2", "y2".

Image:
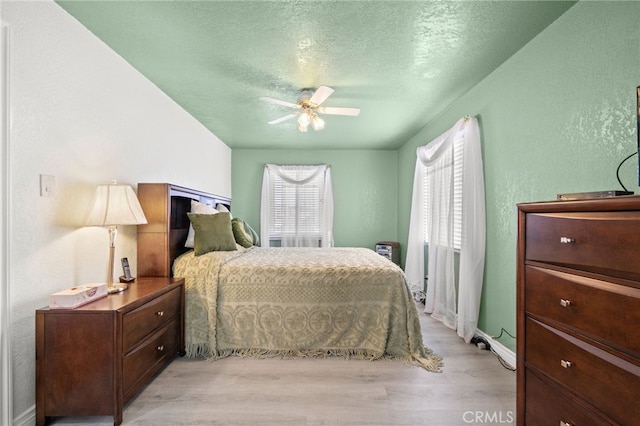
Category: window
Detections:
[
  {"x1": 405, "y1": 117, "x2": 486, "y2": 343},
  {"x1": 260, "y1": 164, "x2": 334, "y2": 247},
  {"x1": 269, "y1": 166, "x2": 325, "y2": 240},
  {"x1": 421, "y1": 133, "x2": 464, "y2": 250}
]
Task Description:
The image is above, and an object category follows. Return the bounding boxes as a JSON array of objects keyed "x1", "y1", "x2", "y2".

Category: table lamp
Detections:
[{"x1": 85, "y1": 181, "x2": 148, "y2": 293}]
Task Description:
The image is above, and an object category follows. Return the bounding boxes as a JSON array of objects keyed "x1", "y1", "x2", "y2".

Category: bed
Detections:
[{"x1": 136, "y1": 183, "x2": 442, "y2": 372}]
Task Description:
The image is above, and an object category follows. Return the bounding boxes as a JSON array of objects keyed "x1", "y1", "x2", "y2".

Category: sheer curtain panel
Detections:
[
  {"x1": 261, "y1": 164, "x2": 334, "y2": 248},
  {"x1": 405, "y1": 117, "x2": 486, "y2": 342}
]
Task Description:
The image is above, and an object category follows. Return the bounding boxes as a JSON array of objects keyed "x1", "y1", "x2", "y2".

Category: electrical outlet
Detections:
[{"x1": 40, "y1": 174, "x2": 55, "y2": 197}]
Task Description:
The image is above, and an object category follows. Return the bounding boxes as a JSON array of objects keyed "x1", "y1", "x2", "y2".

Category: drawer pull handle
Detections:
[
  {"x1": 560, "y1": 237, "x2": 575, "y2": 244},
  {"x1": 560, "y1": 299, "x2": 572, "y2": 307},
  {"x1": 156, "y1": 311, "x2": 164, "y2": 317},
  {"x1": 561, "y1": 421, "x2": 573, "y2": 426},
  {"x1": 157, "y1": 345, "x2": 164, "y2": 352},
  {"x1": 560, "y1": 359, "x2": 573, "y2": 369}
]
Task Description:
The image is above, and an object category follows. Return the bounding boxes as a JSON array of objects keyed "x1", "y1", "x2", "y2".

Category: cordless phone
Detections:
[{"x1": 120, "y1": 257, "x2": 134, "y2": 282}]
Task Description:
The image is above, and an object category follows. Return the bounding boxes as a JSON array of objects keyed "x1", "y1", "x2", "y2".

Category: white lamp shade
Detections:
[{"x1": 85, "y1": 184, "x2": 148, "y2": 226}]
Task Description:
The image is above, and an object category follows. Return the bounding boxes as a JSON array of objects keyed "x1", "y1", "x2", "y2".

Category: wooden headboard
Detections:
[{"x1": 136, "y1": 183, "x2": 231, "y2": 277}]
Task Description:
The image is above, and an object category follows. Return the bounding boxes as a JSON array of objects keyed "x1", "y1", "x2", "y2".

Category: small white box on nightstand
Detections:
[{"x1": 49, "y1": 283, "x2": 108, "y2": 309}]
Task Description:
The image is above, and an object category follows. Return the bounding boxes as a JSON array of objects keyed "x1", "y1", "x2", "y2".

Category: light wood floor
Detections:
[{"x1": 51, "y1": 307, "x2": 516, "y2": 425}]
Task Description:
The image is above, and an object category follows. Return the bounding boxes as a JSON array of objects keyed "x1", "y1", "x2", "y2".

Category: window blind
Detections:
[
  {"x1": 268, "y1": 166, "x2": 325, "y2": 239},
  {"x1": 422, "y1": 133, "x2": 464, "y2": 250}
]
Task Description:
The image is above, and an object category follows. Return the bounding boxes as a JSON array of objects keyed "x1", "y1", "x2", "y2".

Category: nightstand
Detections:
[{"x1": 36, "y1": 277, "x2": 185, "y2": 426}]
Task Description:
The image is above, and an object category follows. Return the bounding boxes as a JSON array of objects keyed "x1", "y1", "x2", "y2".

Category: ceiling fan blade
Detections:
[
  {"x1": 260, "y1": 97, "x2": 300, "y2": 109},
  {"x1": 318, "y1": 106, "x2": 361, "y2": 116},
  {"x1": 268, "y1": 113, "x2": 298, "y2": 125},
  {"x1": 309, "y1": 86, "x2": 335, "y2": 106}
]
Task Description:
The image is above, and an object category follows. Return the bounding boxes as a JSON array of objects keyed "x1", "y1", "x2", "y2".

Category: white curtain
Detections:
[
  {"x1": 405, "y1": 117, "x2": 486, "y2": 342},
  {"x1": 260, "y1": 164, "x2": 334, "y2": 248}
]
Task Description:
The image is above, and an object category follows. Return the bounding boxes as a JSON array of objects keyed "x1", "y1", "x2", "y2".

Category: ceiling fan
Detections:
[{"x1": 260, "y1": 86, "x2": 360, "y2": 132}]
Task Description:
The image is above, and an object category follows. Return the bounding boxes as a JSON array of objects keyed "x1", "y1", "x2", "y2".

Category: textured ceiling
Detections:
[{"x1": 56, "y1": 1, "x2": 575, "y2": 150}]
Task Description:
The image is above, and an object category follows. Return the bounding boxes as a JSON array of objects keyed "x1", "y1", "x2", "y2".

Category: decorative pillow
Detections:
[
  {"x1": 247, "y1": 223, "x2": 260, "y2": 246},
  {"x1": 187, "y1": 212, "x2": 237, "y2": 255},
  {"x1": 231, "y1": 218, "x2": 254, "y2": 248},
  {"x1": 185, "y1": 200, "x2": 218, "y2": 248},
  {"x1": 216, "y1": 203, "x2": 231, "y2": 215}
]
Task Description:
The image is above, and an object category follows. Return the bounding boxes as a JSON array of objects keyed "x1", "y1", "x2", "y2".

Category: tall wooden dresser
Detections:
[{"x1": 517, "y1": 197, "x2": 640, "y2": 425}]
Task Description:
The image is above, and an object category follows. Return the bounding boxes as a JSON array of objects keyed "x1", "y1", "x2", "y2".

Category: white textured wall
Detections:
[{"x1": 2, "y1": 1, "x2": 231, "y2": 420}]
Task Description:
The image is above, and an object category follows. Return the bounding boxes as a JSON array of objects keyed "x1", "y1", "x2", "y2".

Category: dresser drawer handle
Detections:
[
  {"x1": 560, "y1": 299, "x2": 572, "y2": 308},
  {"x1": 157, "y1": 345, "x2": 164, "y2": 352},
  {"x1": 560, "y1": 359, "x2": 573, "y2": 369},
  {"x1": 560, "y1": 237, "x2": 575, "y2": 244},
  {"x1": 560, "y1": 421, "x2": 573, "y2": 426},
  {"x1": 156, "y1": 311, "x2": 164, "y2": 317}
]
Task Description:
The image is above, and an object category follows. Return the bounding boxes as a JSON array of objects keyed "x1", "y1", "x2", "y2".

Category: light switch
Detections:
[{"x1": 40, "y1": 174, "x2": 55, "y2": 197}]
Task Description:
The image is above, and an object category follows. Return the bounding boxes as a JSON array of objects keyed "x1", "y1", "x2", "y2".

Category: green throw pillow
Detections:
[
  {"x1": 231, "y1": 217, "x2": 254, "y2": 248},
  {"x1": 247, "y1": 223, "x2": 260, "y2": 246},
  {"x1": 187, "y1": 212, "x2": 237, "y2": 255}
]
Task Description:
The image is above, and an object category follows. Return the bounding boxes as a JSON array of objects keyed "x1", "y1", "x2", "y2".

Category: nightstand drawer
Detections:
[
  {"x1": 123, "y1": 318, "x2": 180, "y2": 397},
  {"x1": 122, "y1": 286, "x2": 181, "y2": 353},
  {"x1": 525, "y1": 318, "x2": 640, "y2": 426},
  {"x1": 525, "y1": 212, "x2": 640, "y2": 280},
  {"x1": 525, "y1": 265, "x2": 640, "y2": 357}
]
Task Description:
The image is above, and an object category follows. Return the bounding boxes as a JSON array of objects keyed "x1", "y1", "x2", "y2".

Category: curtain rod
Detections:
[{"x1": 264, "y1": 164, "x2": 331, "y2": 168}]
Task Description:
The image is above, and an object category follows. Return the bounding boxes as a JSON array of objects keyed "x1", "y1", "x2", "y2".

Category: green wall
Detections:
[
  {"x1": 232, "y1": 149, "x2": 398, "y2": 250},
  {"x1": 398, "y1": 1, "x2": 639, "y2": 351}
]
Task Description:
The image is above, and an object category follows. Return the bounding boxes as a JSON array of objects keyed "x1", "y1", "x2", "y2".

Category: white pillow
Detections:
[
  {"x1": 184, "y1": 200, "x2": 218, "y2": 248},
  {"x1": 216, "y1": 203, "x2": 231, "y2": 217}
]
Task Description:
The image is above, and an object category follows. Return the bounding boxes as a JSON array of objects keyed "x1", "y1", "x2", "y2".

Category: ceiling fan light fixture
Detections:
[
  {"x1": 311, "y1": 114, "x2": 325, "y2": 131},
  {"x1": 261, "y1": 86, "x2": 359, "y2": 133},
  {"x1": 298, "y1": 110, "x2": 311, "y2": 127}
]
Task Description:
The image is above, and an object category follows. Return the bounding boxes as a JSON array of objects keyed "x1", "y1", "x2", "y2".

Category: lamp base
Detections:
[{"x1": 107, "y1": 283, "x2": 128, "y2": 294}]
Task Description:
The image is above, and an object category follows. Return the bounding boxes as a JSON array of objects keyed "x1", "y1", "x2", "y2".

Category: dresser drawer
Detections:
[
  {"x1": 525, "y1": 368, "x2": 612, "y2": 426},
  {"x1": 123, "y1": 318, "x2": 180, "y2": 398},
  {"x1": 525, "y1": 318, "x2": 640, "y2": 425},
  {"x1": 525, "y1": 265, "x2": 640, "y2": 357},
  {"x1": 525, "y1": 212, "x2": 640, "y2": 280},
  {"x1": 122, "y1": 287, "x2": 181, "y2": 353}
]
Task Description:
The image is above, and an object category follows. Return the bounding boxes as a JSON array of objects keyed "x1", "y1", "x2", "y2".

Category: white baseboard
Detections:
[
  {"x1": 475, "y1": 329, "x2": 516, "y2": 370},
  {"x1": 14, "y1": 405, "x2": 35, "y2": 426}
]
